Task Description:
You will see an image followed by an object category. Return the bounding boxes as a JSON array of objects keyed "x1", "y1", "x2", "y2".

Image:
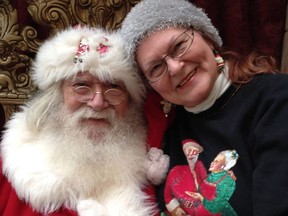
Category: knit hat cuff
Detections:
[{"x1": 120, "y1": 0, "x2": 222, "y2": 64}]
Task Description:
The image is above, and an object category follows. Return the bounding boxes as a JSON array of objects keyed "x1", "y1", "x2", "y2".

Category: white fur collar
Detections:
[{"x1": 1, "y1": 111, "x2": 154, "y2": 215}]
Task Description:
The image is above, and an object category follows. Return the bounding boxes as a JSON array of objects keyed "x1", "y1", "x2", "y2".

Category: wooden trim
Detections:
[{"x1": 281, "y1": 3, "x2": 288, "y2": 73}]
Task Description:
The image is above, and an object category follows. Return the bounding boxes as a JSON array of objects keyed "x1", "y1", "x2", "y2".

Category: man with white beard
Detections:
[
  {"x1": 0, "y1": 26, "x2": 168, "y2": 216},
  {"x1": 163, "y1": 139, "x2": 207, "y2": 216}
]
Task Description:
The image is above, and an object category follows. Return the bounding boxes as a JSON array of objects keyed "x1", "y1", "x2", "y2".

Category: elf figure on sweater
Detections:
[{"x1": 164, "y1": 139, "x2": 238, "y2": 216}]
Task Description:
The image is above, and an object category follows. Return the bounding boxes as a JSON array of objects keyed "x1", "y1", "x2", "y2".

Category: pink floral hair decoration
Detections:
[
  {"x1": 73, "y1": 37, "x2": 111, "y2": 63},
  {"x1": 73, "y1": 37, "x2": 89, "y2": 63},
  {"x1": 96, "y1": 37, "x2": 110, "y2": 56}
]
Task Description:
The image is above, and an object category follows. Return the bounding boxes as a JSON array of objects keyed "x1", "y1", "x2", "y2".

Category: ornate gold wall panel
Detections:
[{"x1": 0, "y1": 0, "x2": 140, "y2": 123}]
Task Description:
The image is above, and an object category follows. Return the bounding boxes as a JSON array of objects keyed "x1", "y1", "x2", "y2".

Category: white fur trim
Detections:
[
  {"x1": 166, "y1": 198, "x2": 180, "y2": 212},
  {"x1": 1, "y1": 109, "x2": 155, "y2": 215},
  {"x1": 31, "y1": 27, "x2": 145, "y2": 106},
  {"x1": 146, "y1": 147, "x2": 169, "y2": 185}
]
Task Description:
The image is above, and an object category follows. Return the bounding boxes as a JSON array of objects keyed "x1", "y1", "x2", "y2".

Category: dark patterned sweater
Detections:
[{"x1": 157, "y1": 73, "x2": 288, "y2": 216}]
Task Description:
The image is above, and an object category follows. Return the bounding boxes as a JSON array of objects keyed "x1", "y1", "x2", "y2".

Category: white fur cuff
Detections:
[{"x1": 166, "y1": 198, "x2": 180, "y2": 212}]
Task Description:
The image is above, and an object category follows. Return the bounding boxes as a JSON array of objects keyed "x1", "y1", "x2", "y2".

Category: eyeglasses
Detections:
[
  {"x1": 71, "y1": 81, "x2": 127, "y2": 105},
  {"x1": 144, "y1": 29, "x2": 194, "y2": 84}
]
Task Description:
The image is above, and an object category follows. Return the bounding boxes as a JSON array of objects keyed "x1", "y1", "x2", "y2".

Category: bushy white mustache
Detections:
[{"x1": 68, "y1": 107, "x2": 117, "y2": 124}]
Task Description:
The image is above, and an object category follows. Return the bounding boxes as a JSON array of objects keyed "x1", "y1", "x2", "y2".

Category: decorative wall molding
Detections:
[
  {"x1": 26, "y1": 0, "x2": 139, "y2": 33},
  {"x1": 0, "y1": 0, "x2": 37, "y2": 122}
]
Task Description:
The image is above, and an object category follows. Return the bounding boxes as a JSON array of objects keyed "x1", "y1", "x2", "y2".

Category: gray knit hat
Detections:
[{"x1": 120, "y1": 0, "x2": 222, "y2": 64}]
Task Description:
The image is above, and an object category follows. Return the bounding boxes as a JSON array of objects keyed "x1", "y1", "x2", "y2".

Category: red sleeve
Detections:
[
  {"x1": 164, "y1": 167, "x2": 178, "y2": 205},
  {"x1": 144, "y1": 91, "x2": 175, "y2": 216},
  {"x1": 0, "y1": 158, "x2": 78, "y2": 216},
  {"x1": 0, "y1": 158, "x2": 42, "y2": 215},
  {"x1": 195, "y1": 160, "x2": 207, "y2": 184},
  {"x1": 144, "y1": 91, "x2": 175, "y2": 149},
  {"x1": 0, "y1": 158, "x2": 11, "y2": 215}
]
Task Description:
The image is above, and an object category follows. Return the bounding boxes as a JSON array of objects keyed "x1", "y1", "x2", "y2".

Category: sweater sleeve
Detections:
[
  {"x1": 202, "y1": 175, "x2": 235, "y2": 213},
  {"x1": 251, "y1": 75, "x2": 288, "y2": 215},
  {"x1": 0, "y1": 158, "x2": 11, "y2": 215},
  {"x1": 0, "y1": 159, "x2": 79, "y2": 216},
  {"x1": 164, "y1": 167, "x2": 178, "y2": 206},
  {"x1": 0, "y1": 158, "x2": 41, "y2": 216}
]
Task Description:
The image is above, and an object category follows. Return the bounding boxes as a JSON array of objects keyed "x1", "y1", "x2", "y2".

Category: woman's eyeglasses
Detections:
[{"x1": 144, "y1": 29, "x2": 194, "y2": 84}]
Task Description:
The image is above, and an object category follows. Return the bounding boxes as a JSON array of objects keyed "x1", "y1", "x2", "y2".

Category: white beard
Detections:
[
  {"x1": 187, "y1": 155, "x2": 199, "y2": 170},
  {"x1": 1, "y1": 98, "x2": 155, "y2": 215}
]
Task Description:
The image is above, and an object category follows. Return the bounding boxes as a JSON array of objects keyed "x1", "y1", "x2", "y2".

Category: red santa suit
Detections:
[
  {"x1": 0, "y1": 159, "x2": 77, "y2": 216},
  {"x1": 164, "y1": 160, "x2": 207, "y2": 215},
  {"x1": 0, "y1": 27, "x2": 171, "y2": 216},
  {"x1": 0, "y1": 88, "x2": 170, "y2": 216}
]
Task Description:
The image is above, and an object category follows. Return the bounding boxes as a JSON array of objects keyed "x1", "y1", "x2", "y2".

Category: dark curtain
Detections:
[
  {"x1": 10, "y1": 0, "x2": 288, "y2": 64},
  {"x1": 191, "y1": 0, "x2": 287, "y2": 68},
  {"x1": 0, "y1": 0, "x2": 287, "y2": 135}
]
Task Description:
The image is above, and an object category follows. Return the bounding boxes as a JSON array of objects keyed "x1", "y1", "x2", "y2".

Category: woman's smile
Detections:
[{"x1": 178, "y1": 67, "x2": 197, "y2": 88}]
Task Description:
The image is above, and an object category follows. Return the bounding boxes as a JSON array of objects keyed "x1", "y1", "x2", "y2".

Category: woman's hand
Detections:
[{"x1": 185, "y1": 191, "x2": 204, "y2": 202}]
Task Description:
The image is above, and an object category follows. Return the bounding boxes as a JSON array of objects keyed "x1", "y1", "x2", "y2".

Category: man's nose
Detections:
[
  {"x1": 188, "y1": 149, "x2": 198, "y2": 156},
  {"x1": 86, "y1": 91, "x2": 109, "y2": 110}
]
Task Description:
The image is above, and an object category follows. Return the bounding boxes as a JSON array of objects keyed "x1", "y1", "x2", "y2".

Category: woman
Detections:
[{"x1": 120, "y1": 0, "x2": 288, "y2": 215}]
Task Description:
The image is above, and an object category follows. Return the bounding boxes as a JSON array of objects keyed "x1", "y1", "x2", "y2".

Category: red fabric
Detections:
[
  {"x1": 0, "y1": 158, "x2": 160, "y2": 216},
  {"x1": 163, "y1": 161, "x2": 207, "y2": 215},
  {"x1": 191, "y1": 0, "x2": 287, "y2": 67},
  {"x1": 0, "y1": 159, "x2": 77, "y2": 216},
  {"x1": 196, "y1": 179, "x2": 221, "y2": 216},
  {"x1": 144, "y1": 91, "x2": 175, "y2": 149},
  {"x1": 0, "y1": 92, "x2": 168, "y2": 216},
  {"x1": 143, "y1": 91, "x2": 174, "y2": 216},
  {"x1": 201, "y1": 179, "x2": 218, "y2": 201}
]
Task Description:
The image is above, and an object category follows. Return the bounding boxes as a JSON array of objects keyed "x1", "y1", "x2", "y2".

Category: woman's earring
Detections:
[
  {"x1": 160, "y1": 99, "x2": 173, "y2": 118},
  {"x1": 213, "y1": 50, "x2": 225, "y2": 72}
]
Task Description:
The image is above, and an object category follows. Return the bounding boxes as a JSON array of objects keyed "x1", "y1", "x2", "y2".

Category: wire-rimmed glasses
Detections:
[
  {"x1": 144, "y1": 29, "x2": 194, "y2": 84},
  {"x1": 72, "y1": 81, "x2": 127, "y2": 105}
]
